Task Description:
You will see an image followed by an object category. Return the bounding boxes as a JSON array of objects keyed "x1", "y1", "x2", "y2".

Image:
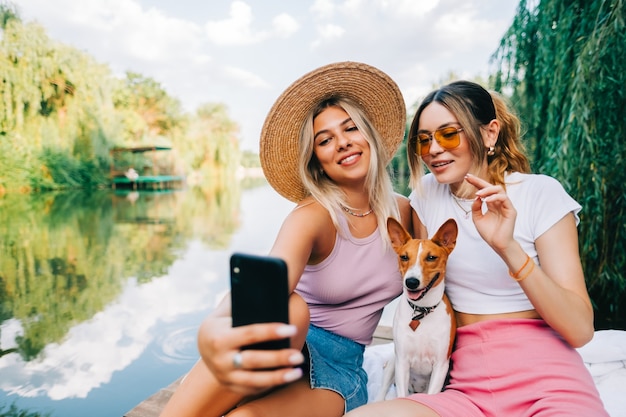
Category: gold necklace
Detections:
[
  {"x1": 341, "y1": 205, "x2": 374, "y2": 217},
  {"x1": 449, "y1": 191, "x2": 472, "y2": 219}
]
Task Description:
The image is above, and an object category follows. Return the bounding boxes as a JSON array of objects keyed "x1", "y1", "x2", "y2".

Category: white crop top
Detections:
[{"x1": 409, "y1": 172, "x2": 581, "y2": 314}]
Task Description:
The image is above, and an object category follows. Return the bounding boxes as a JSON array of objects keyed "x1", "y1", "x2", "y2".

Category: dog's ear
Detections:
[
  {"x1": 387, "y1": 217, "x2": 411, "y2": 248},
  {"x1": 432, "y1": 219, "x2": 458, "y2": 252}
]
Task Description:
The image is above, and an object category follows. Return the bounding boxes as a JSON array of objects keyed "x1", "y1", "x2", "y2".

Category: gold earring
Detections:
[{"x1": 487, "y1": 146, "x2": 495, "y2": 156}]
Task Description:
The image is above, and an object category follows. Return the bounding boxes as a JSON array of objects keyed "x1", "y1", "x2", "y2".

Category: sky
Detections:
[{"x1": 16, "y1": 0, "x2": 520, "y2": 152}]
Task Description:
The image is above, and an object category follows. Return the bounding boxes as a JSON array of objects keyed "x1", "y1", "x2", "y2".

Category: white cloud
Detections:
[
  {"x1": 375, "y1": 0, "x2": 439, "y2": 17},
  {"x1": 272, "y1": 13, "x2": 300, "y2": 37},
  {"x1": 222, "y1": 66, "x2": 271, "y2": 89},
  {"x1": 339, "y1": 0, "x2": 365, "y2": 14},
  {"x1": 310, "y1": 0, "x2": 337, "y2": 17},
  {"x1": 205, "y1": 1, "x2": 266, "y2": 46},
  {"x1": 118, "y1": 8, "x2": 205, "y2": 63},
  {"x1": 205, "y1": 2, "x2": 299, "y2": 46},
  {"x1": 311, "y1": 23, "x2": 346, "y2": 48}
]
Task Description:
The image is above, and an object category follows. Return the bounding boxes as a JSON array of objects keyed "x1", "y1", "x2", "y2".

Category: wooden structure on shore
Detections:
[
  {"x1": 123, "y1": 326, "x2": 393, "y2": 417},
  {"x1": 110, "y1": 146, "x2": 184, "y2": 190}
]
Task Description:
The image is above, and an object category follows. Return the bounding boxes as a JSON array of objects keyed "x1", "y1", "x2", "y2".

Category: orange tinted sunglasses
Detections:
[{"x1": 416, "y1": 126, "x2": 464, "y2": 156}]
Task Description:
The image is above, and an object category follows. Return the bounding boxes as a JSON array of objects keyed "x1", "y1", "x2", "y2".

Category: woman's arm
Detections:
[
  {"x1": 519, "y1": 214, "x2": 594, "y2": 347},
  {"x1": 466, "y1": 174, "x2": 594, "y2": 347},
  {"x1": 195, "y1": 201, "x2": 331, "y2": 394},
  {"x1": 489, "y1": 214, "x2": 593, "y2": 347},
  {"x1": 269, "y1": 200, "x2": 335, "y2": 291}
]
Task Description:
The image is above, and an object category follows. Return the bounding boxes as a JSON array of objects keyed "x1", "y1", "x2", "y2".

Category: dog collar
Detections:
[{"x1": 408, "y1": 300, "x2": 441, "y2": 330}]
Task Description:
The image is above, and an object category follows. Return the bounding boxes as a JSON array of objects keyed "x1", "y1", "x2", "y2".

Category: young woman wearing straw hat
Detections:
[{"x1": 159, "y1": 61, "x2": 415, "y2": 417}]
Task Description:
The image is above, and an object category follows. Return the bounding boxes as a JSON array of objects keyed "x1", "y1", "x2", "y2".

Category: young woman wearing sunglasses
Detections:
[{"x1": 346, "y1": 80, "x2": 608, "y2": 416}]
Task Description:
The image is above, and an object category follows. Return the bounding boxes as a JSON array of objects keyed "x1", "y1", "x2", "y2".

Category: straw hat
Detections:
[{"x1": 259, "y1": 61, "x2": 406, "y2": 202}]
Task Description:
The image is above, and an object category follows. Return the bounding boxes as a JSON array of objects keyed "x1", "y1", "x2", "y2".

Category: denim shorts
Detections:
[{"x1": 304, "y1": 324, "x2": 367, "y2": 412}]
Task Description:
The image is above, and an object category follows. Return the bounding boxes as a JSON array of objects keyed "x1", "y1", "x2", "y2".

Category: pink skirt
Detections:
[{"x1": 404, "y1": 319, "x2": 609, "y2": 417}]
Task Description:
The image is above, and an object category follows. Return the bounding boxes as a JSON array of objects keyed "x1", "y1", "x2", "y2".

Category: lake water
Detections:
[{"x1": 0, "y1": 183, "x2": 302, "y2": 416}]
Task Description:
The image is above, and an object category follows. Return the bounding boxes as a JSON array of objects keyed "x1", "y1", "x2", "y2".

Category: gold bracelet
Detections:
[{"x1": 509, "y1": 254, "x2": 531, "y2": 281}]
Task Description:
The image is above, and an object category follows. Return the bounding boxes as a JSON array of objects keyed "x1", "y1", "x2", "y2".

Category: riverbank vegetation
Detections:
[
  {"x1": 0, "y1": 3, "x2": 239, "y2": 195},
  {"x1": 491, "y1": 0, "x2": 625, "y2": 329}
]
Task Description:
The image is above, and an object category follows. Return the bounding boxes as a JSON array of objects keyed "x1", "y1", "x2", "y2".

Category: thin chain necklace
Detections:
[
  {"x1": 341, "y1": 205, "x2": 374, "y2": 217},
  {"x1": 449, "y1": 191, "x2": 472, "y2": 219}
]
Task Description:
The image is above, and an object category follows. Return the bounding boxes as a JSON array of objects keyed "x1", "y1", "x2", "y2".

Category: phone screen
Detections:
[{"x1": 230, "y1": 253, "x2": 290, "y2": 350}]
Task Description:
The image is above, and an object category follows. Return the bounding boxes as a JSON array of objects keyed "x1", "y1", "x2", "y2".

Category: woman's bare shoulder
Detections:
[
  {"x1": 285, "y1": 197, "x2": 333, "y2": 229},
  {"x1": 273, "y1": 197, "x2": 336, "y2": 265},
  {"x1": 394, "y1": 193, "x2": 410, "y2": 207}
]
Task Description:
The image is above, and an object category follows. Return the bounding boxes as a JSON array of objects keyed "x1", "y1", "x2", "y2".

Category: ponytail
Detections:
[{"x1": 488, "y1": 92, "x2": 530, "y2": 186}]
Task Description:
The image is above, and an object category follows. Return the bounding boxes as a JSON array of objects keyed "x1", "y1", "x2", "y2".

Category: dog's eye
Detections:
[
  {"x1": 400, "y1": 254, "x2": 409, "y2": 262},
  {"x1": 426, "y1": 255, "x2": 438, "y2": 262}
]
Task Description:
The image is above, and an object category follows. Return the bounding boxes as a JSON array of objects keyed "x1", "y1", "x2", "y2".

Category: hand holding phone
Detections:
[{"x1": 230, "y1": 253, "x2": 290, "y2": 350}]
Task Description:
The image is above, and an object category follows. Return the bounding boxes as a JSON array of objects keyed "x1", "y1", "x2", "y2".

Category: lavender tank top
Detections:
[{"x1": 295, "y1": 213, "x2": 402, "y2": 345}]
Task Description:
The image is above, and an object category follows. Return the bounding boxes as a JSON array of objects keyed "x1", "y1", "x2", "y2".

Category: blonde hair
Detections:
[
  {"x1": 407, "y1": 80, "x2": 530, "y2": 191},
  {"x1": 298, "y1": 96, "x2": 399, "y2": 247}
]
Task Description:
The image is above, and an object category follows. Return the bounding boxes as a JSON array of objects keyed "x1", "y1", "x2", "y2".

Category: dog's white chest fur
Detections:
[
  {"x1": 392, "y1": 297, "x2": 452, "y2": 394},
  {"x1": 378, "y1": 217, "x2": 458, "y2": 400}
]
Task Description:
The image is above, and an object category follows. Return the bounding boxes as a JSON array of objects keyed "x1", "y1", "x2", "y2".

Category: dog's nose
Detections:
[{"x1": 405, "y1": 277, "x2": 420, "y2": 290}]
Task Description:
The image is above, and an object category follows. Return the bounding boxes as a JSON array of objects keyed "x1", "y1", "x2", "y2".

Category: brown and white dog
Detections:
[{"x1": 378, "y1": 217, "x2": 458, "y2": 399}]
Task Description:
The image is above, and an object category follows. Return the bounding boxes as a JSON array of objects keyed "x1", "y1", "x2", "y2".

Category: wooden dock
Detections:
[
  {"x1": 111, "y1": 174, "x2": 185, "y2": 190},
  {"x1": 109, "y1": 145, "x2": 184, "y2": 191},
  {"x1": 123, "y1": 326, "x2": 393, "y2": 417}
]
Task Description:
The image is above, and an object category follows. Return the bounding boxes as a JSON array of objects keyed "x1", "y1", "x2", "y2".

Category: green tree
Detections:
[
  {"x1": 492, "y1": 0, "x2": 626, "y2": 329},
  {"x1": 0, "y1": 1, "x2": 18, "y2": 29},
  {"x1": 0, "y1": 12, "x2": 120, "y2": 191},
  {"x1": 178, "y1": 103, "x2": 239, "y2": 190},
  {"x1": 112, "y1": 72, "x2": 185, "y2": 145},
  {"x1": 0, "y1": 3, "x2": 242, "y2": 194}
]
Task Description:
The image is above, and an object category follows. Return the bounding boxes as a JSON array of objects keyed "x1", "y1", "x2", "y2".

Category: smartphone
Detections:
[{"x1": 230, "y1": 252, "x2": 290, "y2": 350}]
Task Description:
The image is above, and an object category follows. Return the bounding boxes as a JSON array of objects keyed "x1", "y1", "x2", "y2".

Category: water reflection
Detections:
[
  {"x1": 0, "y1": 182, "x2": 294, "y2": 416},
  {"x1": 0, "y1": 185, "x2": 240, "y2": 360},
  {"x1": 152, "y1": 325, "x2": 200, "y2": 364}
]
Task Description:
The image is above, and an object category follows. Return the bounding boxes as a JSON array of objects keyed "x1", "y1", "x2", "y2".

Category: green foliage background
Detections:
[
  {"x1": 491, "y1": 0, "x2": 625, "y2": 329},
  {"x1": 0, "y1": 4, "x2": 239, "y2": 194}
]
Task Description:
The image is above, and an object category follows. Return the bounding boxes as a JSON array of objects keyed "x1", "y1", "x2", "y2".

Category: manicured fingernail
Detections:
[
  {"x1": 289, "y1": 352, "x2": 304, "y2": 364},
  {"x1": 283, "y1": 367, "x2": 303, "y2": 382},
  {"x1": 276, "y1": 325, "x2": 297, "y2": 337}
]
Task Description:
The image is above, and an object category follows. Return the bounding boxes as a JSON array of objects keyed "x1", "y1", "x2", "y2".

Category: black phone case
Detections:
[{"x1": 230, "y1": 253, "x2": 290, "y2": 350}]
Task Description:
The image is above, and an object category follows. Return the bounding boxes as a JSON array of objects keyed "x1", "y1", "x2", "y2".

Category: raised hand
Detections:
[{"x1": 464, "y1": 173, "x2": 517, "y2": 255}]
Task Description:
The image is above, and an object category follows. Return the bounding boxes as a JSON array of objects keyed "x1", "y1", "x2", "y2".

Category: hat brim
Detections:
[{"x1": 260, "y1": 61, "x2": 406, "y2": 202}]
